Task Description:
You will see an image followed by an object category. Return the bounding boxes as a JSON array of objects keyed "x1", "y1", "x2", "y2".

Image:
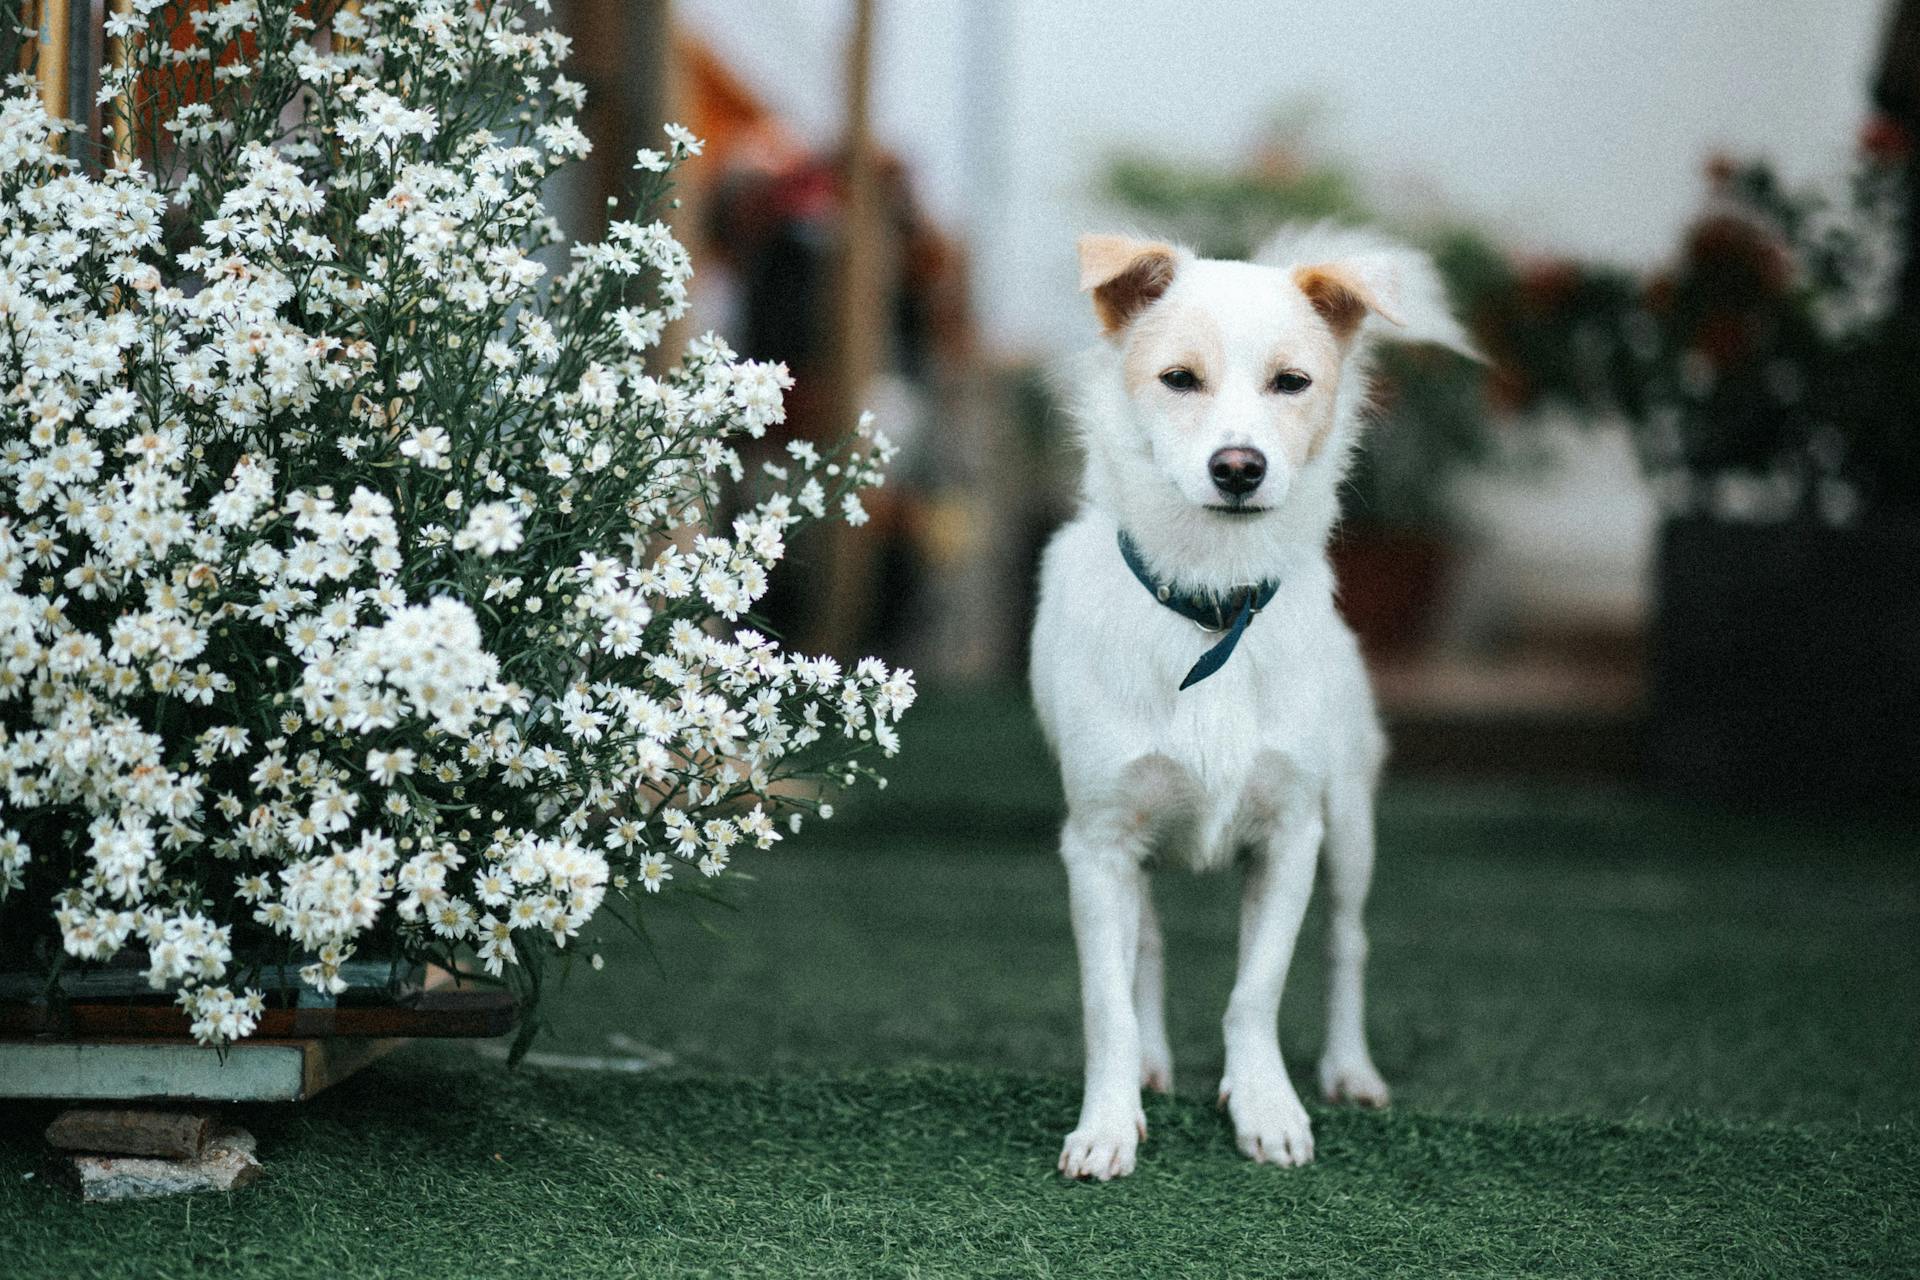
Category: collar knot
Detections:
[{"x1": 1116, "y1": 531, "x2": 1281, "y2": 689}]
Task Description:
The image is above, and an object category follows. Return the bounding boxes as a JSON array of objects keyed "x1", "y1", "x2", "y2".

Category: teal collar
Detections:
[{"x1": 1117, "y1": 530, "x2": 1280, "y2": 690}]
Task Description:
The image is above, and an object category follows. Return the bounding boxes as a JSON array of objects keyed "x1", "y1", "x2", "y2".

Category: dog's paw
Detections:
[
  {"x1": 1318, "y1": 1055, "x2": 1391, "y2": 1108},
  {"x1": 1058, "y1": 1113, "x2": 1145, "y2": 1181},
  {"x1": 1219, "y1": 1075, "x2": 1314, "y2": 1166}
]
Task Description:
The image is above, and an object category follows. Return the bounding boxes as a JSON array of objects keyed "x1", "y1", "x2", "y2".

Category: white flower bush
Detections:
[{"x1": 0, "y1": 0, "x2": 912, "y2": 1049}]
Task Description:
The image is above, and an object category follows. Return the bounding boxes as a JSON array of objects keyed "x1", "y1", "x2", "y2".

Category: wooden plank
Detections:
[
  {"x1": 0, "y1": 1035, "x2": 413, "y2": 1103},
  {"x1": 300, "y1": 1036, "x2": 405, "y2": 1099},
  {"x1": 0, "y1": 1038, "x2": 314, "y2": 1102},
  {"x1": 0, "y1": 965, "x2": 517, "y2": 1040},
  {"x1": 0, "y1": 986, "x2": 518, "y2": 1040},
  {"x1": 45, "y1": 1107, "x2": 213, "y2": 1158},
  {"x1": 0, "y1": 966, "x2": 508, "y2": 1101},
  {"x1": 0, "y1": 958, "x2": 417, "y2": 1002},
  {"x1": 47, "y1": 1125, "x2": 264, "y2": 1200}
]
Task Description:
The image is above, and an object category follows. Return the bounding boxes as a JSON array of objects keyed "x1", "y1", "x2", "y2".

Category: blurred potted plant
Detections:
[
  {"x1": 1103, "y1": 128, "x2": 1515, "y2": 656},
  {"x1": 1644, "y1": 147, "x2": 1917, "y2": 814},
  {"x1": 1492, "y1": 137, "x2": 1920, "y2": 813}
]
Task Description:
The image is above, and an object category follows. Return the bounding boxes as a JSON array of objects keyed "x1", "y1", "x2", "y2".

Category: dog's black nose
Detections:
[{"x1": 1208, "y1": 447, "x2": 1266, "y2": 498}]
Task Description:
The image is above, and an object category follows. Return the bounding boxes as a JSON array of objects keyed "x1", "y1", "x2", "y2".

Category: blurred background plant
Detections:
[
  {"x1": 1520, "y1": 138, "x2": 1920, "y2": 813},
  {"x1": 1480, "y1": 147, "x2": 1915, "y2": 524}
]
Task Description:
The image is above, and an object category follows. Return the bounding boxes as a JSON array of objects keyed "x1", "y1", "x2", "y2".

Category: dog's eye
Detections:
[
  {"x1": 1270, "y1": 370, "x2": 1312, "y2": 395},
  {"x1": 1158, "y1": 368, "x2": 1200, "y2": 392}
]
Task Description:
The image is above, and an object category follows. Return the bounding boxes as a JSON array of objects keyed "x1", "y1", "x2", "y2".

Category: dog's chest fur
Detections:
[{"x1": 1030, "y1": 514, "x2": 1380, "y2": 874}]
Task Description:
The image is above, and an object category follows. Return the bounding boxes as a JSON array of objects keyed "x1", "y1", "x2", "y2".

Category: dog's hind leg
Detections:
[
  {"x1": 1316, "y1": 760, "x2": 1391, "y2": 1108},
  {"x1": 1134, "y1": 886, "x2": 1173, "y2": 1093}
]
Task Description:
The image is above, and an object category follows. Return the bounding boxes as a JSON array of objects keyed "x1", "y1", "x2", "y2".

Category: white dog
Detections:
[{"x1": 1030, "y1": 224, "x2": 1475, "y2": 1180}]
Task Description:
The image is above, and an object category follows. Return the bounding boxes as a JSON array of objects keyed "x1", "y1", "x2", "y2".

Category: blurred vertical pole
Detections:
[
  {"x1": 335, "y1": 0, "x2": 363, "y2": 55},
  {"x1": 813, "y1": 0, "x2": 884, "y2": 656},
  {"x1": 555, "y1": 0, "x2": 693, "y2": 367},
  {"x1": 559, "y1": 0, "x2": 676, "y2": 233},
  {"x1": 30, "y1": 0, "x2": 104, "y2": 164},
  {"x1": 637, "y1": 1, "x2": 693, "y2": 365},
  {"x1": 35, "y1": 0, "x2": 68, "y2": 122}
]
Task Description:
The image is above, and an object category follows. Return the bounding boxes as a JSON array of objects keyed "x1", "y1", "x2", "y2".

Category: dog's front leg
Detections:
[
  {"x1": 1058, "y1": 821, "x2": 1147, "y2": 1181},
  {"x1": 1219, "y1": 804, "x2": 1323, "y2": 1166}
]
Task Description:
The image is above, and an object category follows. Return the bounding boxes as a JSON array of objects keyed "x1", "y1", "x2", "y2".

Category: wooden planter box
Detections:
[
  {"x1": 0, "y1": 965, "x2": 518, "y2": 1102},
  {"x1": 1648, "y1": 514, "x2": 1920, "y2": 816}
]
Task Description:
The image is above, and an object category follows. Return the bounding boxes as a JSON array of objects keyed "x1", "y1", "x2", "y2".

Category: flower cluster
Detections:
[{"x1": 0, "y1": 0, "x2": 911, "y2": 1046}]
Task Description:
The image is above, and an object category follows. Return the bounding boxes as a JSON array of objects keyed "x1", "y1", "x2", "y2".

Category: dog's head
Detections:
[{"x1": 1073, "y1": 226, "x2": 1476, "y2": 577}]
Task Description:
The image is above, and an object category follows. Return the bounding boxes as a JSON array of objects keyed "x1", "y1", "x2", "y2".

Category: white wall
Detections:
[{"x1": 682, "y1": 0, "x2": 1889, "y2": 354}]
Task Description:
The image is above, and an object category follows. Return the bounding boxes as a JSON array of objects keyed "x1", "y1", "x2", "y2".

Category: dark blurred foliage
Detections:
[
  {"x1": 1104, "y1": 151, "x2": 1372, "y2": 248},
  {"x1": 0, "y1": 3, "x2": 27, "y2": 86},
  {"x1": 1491, "y1": 147, "x2": 1918, "y2": 516}
]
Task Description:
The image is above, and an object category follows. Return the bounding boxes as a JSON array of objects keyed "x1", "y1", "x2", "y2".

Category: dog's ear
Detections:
[
  {"x1": 1293, "y1": 258, "x2": 1405, "y2": 343},
  {"x1": 1078, "y1": 234, "x2": 1180, "y2": 336},
  {"x1": 1289, "y1": 247, "x2": 1481, "y2": 359}
]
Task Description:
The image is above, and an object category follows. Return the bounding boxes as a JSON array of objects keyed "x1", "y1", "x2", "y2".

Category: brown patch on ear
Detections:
[
  {"x1": 1294, "y1": 264, "x2": 1405, "y2": 343},
  {"x1": 1078, "y1": 234, "x2": 1179, "y2": 335}
]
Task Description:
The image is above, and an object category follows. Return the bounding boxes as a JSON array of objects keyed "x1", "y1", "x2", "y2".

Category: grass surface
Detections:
[
  {"x1": 2, "y1": 688, "x2": 1916, "y2": 1276},
  {"x1": 531, "y1": 789, "x2": 1918, "y2": 1127},
  {"x1": 3, "y1": 1067, "x2": 1915, "y2": 1279}
]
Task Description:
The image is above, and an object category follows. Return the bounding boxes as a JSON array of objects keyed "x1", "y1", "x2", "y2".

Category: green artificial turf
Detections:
[
  {"x1": 524, "y1": 792, "x2": 1918, "y2": 1128},
  {"x1": 2, "y1": 687, "x2": 1916, "y2": 1277},
  {"x1": 3, "y1": 1066, "x2": 1915, "y2": 1279}
]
